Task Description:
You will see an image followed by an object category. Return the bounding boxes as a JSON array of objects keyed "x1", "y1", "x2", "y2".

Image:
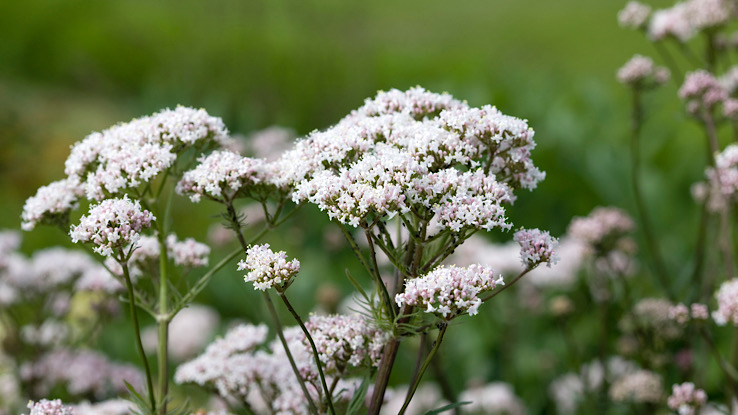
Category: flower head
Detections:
[
  {"x1": 22, "y1": 177, "x2": 84, "y2": 231},
  {"x1": 679, "y1": 70, "x2": 728, "y2": 112},
  {"x1": 237, "y1": 244, "x2": 300, "y2": 291},
  {"x1": 713, "y1": 278, "x2": 738, "y2": 325},
  {"x1": 25, "y1": 399, "x2": 75, "y2": 415},
  {"x1": 69, "y1": 195, "x2": 155, "y2": 257},
  {"x1": 667, "y1": 382, "x2": 707, "y2": 415},
  {"x1": 513, "y1": 228, "x2": 559, "y2": 268},
  {"x1": 617, "y1": 55, "x2": 670, "y2": 87},
  {"x1": 608, "y1": 370, "x2": 663, "y2": 403},
  {"x1": 395, "y1": 264, "x2": 503, "y2": 319},
  {"x1": 618, "y1": 2, "x2": 652, "y2": 29}
]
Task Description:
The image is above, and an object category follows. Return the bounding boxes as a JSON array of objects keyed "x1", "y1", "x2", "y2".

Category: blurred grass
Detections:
[{"x1": 0, "y1": 0, "x2": 716, "y2": 412}]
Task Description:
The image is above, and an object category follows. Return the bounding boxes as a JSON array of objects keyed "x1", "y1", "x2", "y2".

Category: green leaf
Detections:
[
  {"x1": 423, "y1": 401, "x2": 472, "y2": 415},
  {"x1": 346, "y1": 376, "x2": 371, "y2": 415},
  {"x1": 123, "y1": 381, "x2": 154, "y2": 415}
]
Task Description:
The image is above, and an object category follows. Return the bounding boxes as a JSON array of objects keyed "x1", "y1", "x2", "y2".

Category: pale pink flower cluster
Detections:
[
  {"x1": 649, "y1": 0, "x2": 734, "y2": 41},
  {"x1": 396, "y1": 264, "x2": 503, "y2": 319},
  {"x1": 458, "y1": 382, "x2": 527, "y2": 415},
  {"x1": 21, "y1": 348, "x2": 144, "y2": 399},
  {"x1": 630, "y1": 298, "x2": 682, "y2": 339},
  {"x1": 69, "y1": 195, "x2": 155, "y2": 257},
  {"x1": 567, "y1": 207, "x2": 635, "y2": 248},
  {"x1": 238, "y1": 244, "x2": 300, "y2": 291},
  {"x1": 608, "y1": 369, "x2": 663, "y2": 403},
  {"x1": 513, "y1": 228, "x2": 559, "y2": 268},
  {"x1": 166, "y1": 234, "x2": 211, "y2": 267},
  {"x1": 63, "y1": 106, "x2": 228, "y2": 200},
  {"x1": 289, "y1": 87, "x2": 542, "y2": 230},
  {"x1": 617, "y1": 55, "x2": 670, "y2": 86},
  {"x1": 104, "y1": 233, "x2": 209, "y2": 278},
  {"x1": 21, "y1": 176, "x2": 84, "y2": 231},
  {"x1": 176, "y1": 150, "x2": 272, "y2": 203},
  {"x1": 25, "y1": 399, "x2": 75, "y2": 415},
  {"x1": 705, "y1": 144, "x2": 738, "y2": 211},
  {"x1": 679, "y1": 70, "x2": 729, "y2": 113},
  {"x1": 246, "y1": 126, "x2": 297, "y2": 161},
  {"x1": 20, "y1": 320, "x2": 69, "y2": 347},
  {"x1": 175, "y1": 324, "x2": 318, "y2": 414},
  {"x1": 712, "y1": 278, "x2": 738, "y2": 325},
  {"x1": 304, "y1": 314, "x2": 388, "y2": 375},
  {"x1": 618, "y1": 1, "x2": 652, "y2": 29},
  {"x1": 669, "y1": 303, "x2": 710, "y2": 323},
  {"x1": 668, "y1": 382, "x2": 707, "y2": 415}
]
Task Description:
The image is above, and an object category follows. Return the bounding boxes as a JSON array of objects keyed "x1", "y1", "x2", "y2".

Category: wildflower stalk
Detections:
[
  {"x1": 119, "y1": 249, "x2": 157, "y2": 414},
  {"x1": 398, "y1": 322, "x2": 448, "y2": 415},
  {"x1": 155, "y1": 200, "x2": 171, "y2": 415},
  {"x1": 223, "y1": 201, "x2": 319, "y2": 415},
  {"x1": 482, "y1": 268, "x2": 531, "y2": 303},
  {"x1": 698, "y1": 326, "x2": 738, "y2": 405},
  {"x1": 628, "y1": 88, "x2": 673, "y2": 300},
  {"x1": 277, "y1": 291, "x2": 336, "y2": 415}
]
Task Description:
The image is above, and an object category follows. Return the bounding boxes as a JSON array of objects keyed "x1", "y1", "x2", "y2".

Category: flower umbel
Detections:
[
  {"x1": 513, "y1": 228, "x2": 559, "y2": 268},
  {"x1": 395, "y1": 264, "x2": 503, "y2": 319},
  {"x1": 237, "y1": 244, "x2": 300, "y2": 291},
  {"x1": 69, "y1": 195, "x2": 155, "y2": 257}
]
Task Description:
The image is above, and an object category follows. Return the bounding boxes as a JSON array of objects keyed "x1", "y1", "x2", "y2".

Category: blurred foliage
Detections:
[{"x1": 0, "y1": 0, "x2": 720, "y2": 413}]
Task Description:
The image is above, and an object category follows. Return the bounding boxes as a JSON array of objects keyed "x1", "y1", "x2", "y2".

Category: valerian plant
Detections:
[{"x1": 14, "y1": 87, "x2": 558, "y2": 414}]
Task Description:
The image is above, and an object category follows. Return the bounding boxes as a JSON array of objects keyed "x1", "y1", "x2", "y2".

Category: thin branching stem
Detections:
[
  {"x1": 278, "y1": 291, "x2": 336, "y2": 415},
  {"x1": 482, "y1": 268, "x2": 531, "y2": 303},
  {"x1": 398, "y1": 322, "x2": 448, "y2": 415},
  {"x1": 120, "y1": 251, "x2": 157, "y2": 414}
]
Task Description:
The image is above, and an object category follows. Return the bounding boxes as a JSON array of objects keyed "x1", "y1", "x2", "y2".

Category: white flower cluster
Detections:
[
  {"x1": 21, "y1": 177, "x2": 84, "y2": 231},
  {"x1": 668, "y1": 382, "x2": 708, "y2": 415},
  {"x1": 303, "y1": 314, "x2": 388, "y2": 375},
  {"x1": 69, "y1": 195, "x2": 155, "y2": 257},
  {"x1": 175, "y1": 324, "x2": 314, "y2": 414},
  {"x1": 616, "y1": 54, "x2": 670, "y2": 86},
  {"x1": 22, "y1": 106, "x2": 228, "y2": 231},
  {"x1": 458, "y1": 382, "x2": 527, "y2": 415},
  {"x1": 64, "y1": 106, "x2": 229, "y2": 200},
  {"x1": 176, "y1": 150, "x2": 272, "y2": 203},
  {"x1": 704, "y1": 144, "x2": 738, "y2": 212},
  {"x1": 237, "y1": 244, "x2": 300, "y2": 291},
  {"x1": 21, "y1": 349, "x2": 144, "y2": 400},
  {"x1": 513, "y1": 228, "x2": 559, "y2": 268},
  {"x1": 395, "y1": 264, "x2": 503, "y2": 319},
  {"x1": 679, "y1": 70, "x2": 729, "y2": 113},
  {"x1": 712, "y1": 278, "x2": 738, "y2": 325},
  {"x1": 669, "y1": 302, "x2": 709, "y2": 324},
  {"x1": 25, "y1": 399, "x2": 75, "y2": 415},
  {"x1": 649, "y1": 0, "x2": 734, "y2": 41},
  {"x1": 567, "y1": 207, "x2": 634, "y2": 248},
  {"x1": 289, "y1": 87, "x2": 542, "y2": 230},
  {"x1": 608, "y1": 370, "x2": 663, "y2": 404},
  {"x1": 618, "y1": 1, "x2": 652, "y2": 29}
]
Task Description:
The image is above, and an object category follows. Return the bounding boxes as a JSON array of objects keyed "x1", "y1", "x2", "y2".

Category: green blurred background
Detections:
[{"x1": 0, "y1": 0, "x2": 710, "y2": 411}]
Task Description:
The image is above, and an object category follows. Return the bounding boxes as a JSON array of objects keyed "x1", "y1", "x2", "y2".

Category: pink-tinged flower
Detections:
[
  {"x1": 69, "y1": 195, "x2": 155, "y2": 257},
  {"x1": 712, "y1": 278, "x2": 738, "y2": 325},
  {"x1": 679, "y1": 70, "x2": 728, "y2": 112},
  {"x1": 64, "y1": 106, "x2": 229, "y2": 200},
  {"x1": 618, "y1": 2, "x2": 651, "y2": 29},
  {"x1": 396, "y1": 264, "x2": 503, "y2": 319},
  {"x1": 176, "y1": 150, "x2": 272, "y2": 203},
  {"x1": 513, "y1": 228, "x2": 559, "y2": 268},
  {"x1": 25, "y1": 399, "x2": 75, "y2": 415},
  {"x1": 166, "y1": 234, "x2": 210, "y2": 268},
  {"x1": 617, "y1": 55, "x2": 670, "y2": 87},
  {"x1": 691, "y1": 303, "x2": 709, "y2": 320},
  {"x1": 705, "y1": 144, "x2": 738, "y2": 211},
  {"x1": 246, "y1": 126, "x2": 297, "y2": 161},
  {"x1": 237, "y1": 244, "x2": 300, "y2": 291},
  {"x1": 608, "y1": 370, "x2": 663, "y2": 403},
  {"x1": 724, "y1": 99, "x2": 738, "y2": 119},
  {"x1": 304, "y1": 314, "x2": 388, "y2": 375},
  {"x1": 21, "y1": 176, "x2": 84, "y2": 231},
  {"x1": 667, "y1": 382, "x2": 707, "y2": 415},
  {"x1": 649, "y1": 3, "x2": 692, "y2": 41},
  {"x1": 669, "y1": 303, "x2": 690, "y2": 324}
]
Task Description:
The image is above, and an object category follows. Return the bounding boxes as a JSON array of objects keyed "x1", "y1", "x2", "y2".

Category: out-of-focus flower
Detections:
[
  {"x1": 712, "y1": 278, "x2": 738, "y2": 325},
  {"x1": 680, "y1": 70, "x2": 729, "y2": 113},
  {"x1": 459, "y1": 382, "x2": 527, "y2": 415},
  {"x1": 142, "y1": 304, "x2": 220, "y2": 361},
  {"x1": 609, "y1": 370, "x2": 663, "y2": 403},
  {"x1": 667, "y1": 382, "x2": 707, "y2": 415},
  {"x1": 619, "y1": 2, "x2": 651, "y2": 29},
  {"x1": 617, "y1": 55, "x2": 670, "y2": 87},
  {"x1": 25, "y1": 399, "x2": 75, "y2": 415}
]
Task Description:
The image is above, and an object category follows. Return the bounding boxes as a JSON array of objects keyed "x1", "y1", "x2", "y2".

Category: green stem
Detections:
[
  {"x1": 156, "y1": 220, "x2": 170, "y2": 415},
  {"x1": 120, "y1": 252, "x2": 157, "y2": 414},
  {"x1": 629, "y1": 89, "x2": 674, "y2": 300},
  {"x1": 263, "y1": 291, "x2": 319, "y2": 415},
  {"x1": 482, "y1": 268, "x2": 531, "y2": 303},
  {"x1": 699, "y1": 326, "x2": 738, "y2": 405},
  {"x1": 398, "y1": 322, "x2": 448, "y2": 415},
  {"x1": 278, "y1": 292, "x2": 336, "y2": 415},
  {"x1": 364, "y1": 228, "x2": 397, "y2": 319}
]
